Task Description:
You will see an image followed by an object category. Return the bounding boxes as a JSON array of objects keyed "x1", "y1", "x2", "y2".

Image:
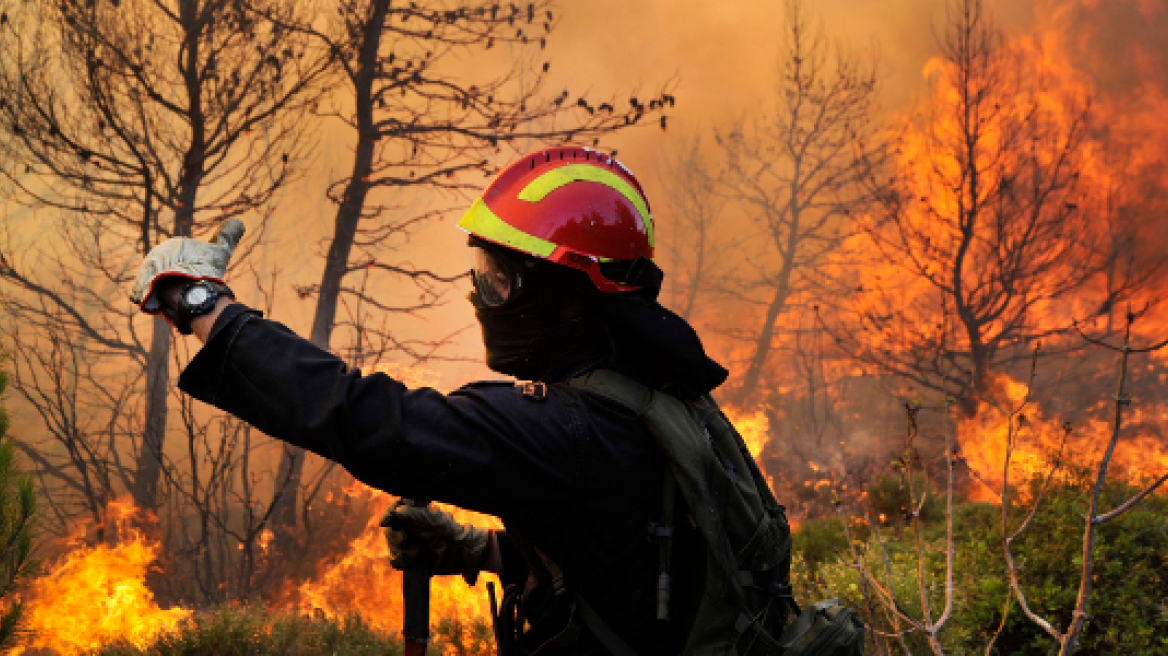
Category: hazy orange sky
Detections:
[
  {"x1": 253, "y1": 1, "x2": 957, "y2": 378},
  {"x1": 7, "y1": 0, "x2": 1168, "y2": 509},
  {"x1": 11, "y1": 0, "x2": 1155, "y2": 390},
  {"x1": 265, "y1": 0, "x2": 1073, "y2": 385}
]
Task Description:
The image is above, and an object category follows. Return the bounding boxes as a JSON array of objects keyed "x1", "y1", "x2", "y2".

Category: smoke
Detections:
[
  {"x1": 109, "y1": 0, "x2": 1159, "y2": 394},
  {"x1": 1057, "y1": 0, "x2": 1168, "y2": 95},
  {"x1": 8, "y1": 0, "x2": 1168, "y2": 539}
]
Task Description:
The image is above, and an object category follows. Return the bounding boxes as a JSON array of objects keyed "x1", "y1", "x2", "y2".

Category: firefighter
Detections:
[{"x1": 130, "y1": 147, "x2": 828, "y2": 655}]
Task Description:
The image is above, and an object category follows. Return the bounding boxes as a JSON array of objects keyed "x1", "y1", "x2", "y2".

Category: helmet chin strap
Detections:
[{"x1": 598, "y1": 256, "x2": 664, "y2": 299}]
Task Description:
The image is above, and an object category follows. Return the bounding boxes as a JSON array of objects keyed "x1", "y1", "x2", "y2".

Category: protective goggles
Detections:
[{"x1": 471, "y1": 243, "x2": 525, "y2": 307}]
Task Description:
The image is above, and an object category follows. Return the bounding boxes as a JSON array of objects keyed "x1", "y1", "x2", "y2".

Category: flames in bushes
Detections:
[
  {"x1": 12, "y1": 0, "x2": 1168, "y2": 652},
  {"x1": 292, "y1": 498, "x2": 503, "y2": 632},
  {"x1": 13, "y1": 501, "x2": 190, "y2": 655},
  {"x1": 960, "y1": 372, "x2": 1168, "y2": 502},
  {"x1": 13, "y1": 496, "x2": 503, "y2": 654}
]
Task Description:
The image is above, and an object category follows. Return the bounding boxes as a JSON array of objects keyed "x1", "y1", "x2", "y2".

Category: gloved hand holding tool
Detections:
[
  {"x1": 129, "y1": 219, "x2": 245, "y2": 334},
  {"x1": 381, "y1": 500, "x2": 491, "y2": 656}
]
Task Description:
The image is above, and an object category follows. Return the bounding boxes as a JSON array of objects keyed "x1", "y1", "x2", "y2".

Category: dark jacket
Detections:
[{"x1": 178, "y1": 303, "x2": 702, "y2": 654}]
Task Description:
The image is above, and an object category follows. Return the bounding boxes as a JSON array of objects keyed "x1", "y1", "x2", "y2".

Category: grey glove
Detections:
[
  {"x1": 380, "y1": 500, "x2": 491, "y2": 585},
  {"x1": 130, "y1": 219, "x2": 246, "y2": 313}
]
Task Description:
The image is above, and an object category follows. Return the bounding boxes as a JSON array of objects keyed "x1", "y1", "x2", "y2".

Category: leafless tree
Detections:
[
  {"x1": 985, "y1": 316, "x2": 1168, "y2": 656},
  {"x1": 261, "y1": 0, "x2": 675, "y2": 554},
  {"x1": 2, "y1": 302, "x2": 133, "y2": 534},
  {"x1": 0, "y1": 0, "x2": 328, "y2": 515},
  {"x1": 843, "y1": 0, "x2": 1154, "y2": 417},
  {"x1": 837, "y1": 397, "x2": 958, "y2": 656},
  {"x1": 787, "y1": 312, "x2": 846, "y2": 464},
  {"x1": 155, "y1": 373, "x2": 290, "y2": 605},
  {"x1": 715, "y1": 0, "x2": 881, "y2": 407},
  {"x1": 655, "y1": 132, "x2": 730, "y2": 322}
]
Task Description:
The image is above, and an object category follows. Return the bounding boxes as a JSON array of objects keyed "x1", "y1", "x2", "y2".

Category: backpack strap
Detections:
[
  {"x1": 533, "y1": 547, "x2": 641, "y2": 656},
  {"x1": 569, "y1": 370, "x2": 747, "y2": 607},
  {"x1": 571, "y1": 370, "x2": 796, "y2": 655},
  {"x1": 651, "y1": 472, "x2": 676, "y2": 621},
  {"x1": 570, "y1": 369, "x2": 656, "y2": 415}
]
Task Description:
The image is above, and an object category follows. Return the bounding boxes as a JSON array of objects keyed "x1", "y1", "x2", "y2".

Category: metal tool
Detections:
[{"x1": 399, "y1": 499, "x2": 433, "y2": 656}]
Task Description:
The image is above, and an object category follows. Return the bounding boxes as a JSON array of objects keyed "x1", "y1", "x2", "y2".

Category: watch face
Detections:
[{"x1": 184, "y1": 284, "x2": 211, "y2": 307}]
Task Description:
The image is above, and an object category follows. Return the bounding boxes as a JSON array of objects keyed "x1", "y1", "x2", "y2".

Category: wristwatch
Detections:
[{"x1": 170, "y1": 280, "x2": 234, "y2": 335}]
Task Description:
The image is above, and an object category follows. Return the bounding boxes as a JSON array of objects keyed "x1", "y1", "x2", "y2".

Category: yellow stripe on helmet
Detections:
[
  {"x1": 516, "y1": 164, "x2": 654, "y2": 248},
  {"x1": 457, "y1": 198, "x2": 558, "y2": 257}
]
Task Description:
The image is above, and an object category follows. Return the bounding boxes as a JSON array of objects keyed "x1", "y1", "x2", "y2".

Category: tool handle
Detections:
[{"x1": 401, "y1": 498, "x2": 433, "y2": 656}]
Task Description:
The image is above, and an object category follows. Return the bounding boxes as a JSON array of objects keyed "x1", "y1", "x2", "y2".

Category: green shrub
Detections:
[
  {"x1": 791, "y1": 477, "x2": 1168, "y2": 655},
  {"x1": 432, "y1": 616, "x2": 496, "y2": 656},
  {"x1": 793, "y1": 516, "x2": 870, "y2": 577},
  {"x1": 868, "y1": 472, "x2": 946, "y2": 525},
  {"x1": 94, "y1": 604, "x2": 498, "y2": 656},
  {"x1": 792, "y1": 517, "x2": 847, "y2": 576},
  {"x1": 96, "y1": 605, "x2": 403, "y2": 655},
  {"x1": 951, "y1": 478, "x2": 1168, "y2": 655},
  {"x1": 0, "y1": 362, "x2": 37, "y2": 650}
]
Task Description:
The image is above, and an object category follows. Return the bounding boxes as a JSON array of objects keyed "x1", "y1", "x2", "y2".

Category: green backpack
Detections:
[{"x1": 564, "y1": 370, "x2": 864, "y2": 656}]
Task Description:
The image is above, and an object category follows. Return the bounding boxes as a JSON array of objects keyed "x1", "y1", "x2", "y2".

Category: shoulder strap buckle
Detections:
[{"x1": 520, "y1": 381, "x2": 548, "y2": 400}]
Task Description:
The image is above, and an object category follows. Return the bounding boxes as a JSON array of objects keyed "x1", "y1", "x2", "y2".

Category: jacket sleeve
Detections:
[{"x1": 177, "y1": 303, "x2": 573, "y2": 520}]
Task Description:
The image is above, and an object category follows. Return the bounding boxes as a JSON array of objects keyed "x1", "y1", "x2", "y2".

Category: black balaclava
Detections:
[
  {"x1": 471, "y1": 253, "x2": 612, "y2": 382},
  {"x1": 471, "y1": 248, "x2": 728, "y2": 398}
]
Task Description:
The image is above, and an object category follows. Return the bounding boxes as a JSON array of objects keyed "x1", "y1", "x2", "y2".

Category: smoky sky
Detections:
[
  {"x1": 373, "y1": 0, "x2": 1168, "y2": 385},
  {"x1": 1061, "y1": 0, "x2": 1168, "y2": 98}
]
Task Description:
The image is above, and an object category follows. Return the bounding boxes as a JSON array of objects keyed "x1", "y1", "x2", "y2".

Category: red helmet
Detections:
[{"x1": 458, "y1": 146, "x2": 654, "y2": 294}]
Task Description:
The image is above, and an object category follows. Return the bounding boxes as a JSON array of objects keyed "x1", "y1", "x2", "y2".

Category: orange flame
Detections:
[
  {"x1": 14, "y1": 499, "x2": 190, "y2": 655},
  {"x1": 293, "y1": 494, "x2": 503, "y2": 637},
  {"x1": 726, "y1": 408, "x2": 770, "y2": 459},
  {"x1": 961, "y1": 374, "x2": 1168, "y2": 502}
]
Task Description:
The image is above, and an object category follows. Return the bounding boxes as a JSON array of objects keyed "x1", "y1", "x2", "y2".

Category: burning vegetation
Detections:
[
  {"x1": 13, "y1": 501, "x2": 189, "y2": 655},
  {"x1": 0, "y1": 0, "x2": 1167, "y2": 653},
  {"x1": 292, "y1": 500, "x2": 502, "y2": 632}
]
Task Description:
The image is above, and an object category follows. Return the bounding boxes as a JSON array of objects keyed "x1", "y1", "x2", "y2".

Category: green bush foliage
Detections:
[
  {"x1": 96, "y1": 606, "x2": 401, "y2": 655},
  {"x1": 868, "y1": 472, "x2": 946, "y2": 525},
  {"x1": 0, "y1": 362, "x2": 38, "y2": 650},
  {"x1": 793, "y1": 516, "x2": 869, "y2": 577},
  {"x1": 95, "y1": 605, "x2": 497, "y2": 656},
  {"x1": 952, "y1": 478, "x2": 1168, "y2": 655},
  {"x1": 793, "y1": 476, "x2": 1168, "y2": 655},
  {"x1": 432, "y1": 615, "x2": 496, "y2": 656}
]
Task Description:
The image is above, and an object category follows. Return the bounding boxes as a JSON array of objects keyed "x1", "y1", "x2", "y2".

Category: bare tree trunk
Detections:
[
  {"x1": 679, "y1": 223, "x2": 706, "y2": 322},
  {"x1": 269, "y1": 0, "x2": 388, "y2": 557},
  {"x1": 133, "y1": 22, "x2": 204, "y2": 510},
  {"x1": 308, "y1": 172, "x2": 373, "y2": 349},
  {"x1": 736, "y1": 273, "x2": 793, "y2": 406},
  {"x1": 132, "y1": 315, "x2": 170, "y2": 511},
  {"x1": 137, "y1": 6, "x2": 205, "y2": 511},
  {"x1": 716, "y1": 0, "x2": 879, "y2": 408}
]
